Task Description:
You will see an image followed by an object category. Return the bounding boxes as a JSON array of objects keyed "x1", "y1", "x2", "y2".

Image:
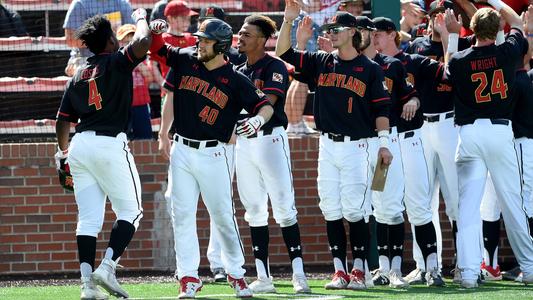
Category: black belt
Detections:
[
  {"x1": 174, "y1": 135, "x2": 218, "y2": 149},
  {"x1": 424, "y1": 112, "x2": 454, "y2": 122},
  {"x1": 464, "y1": 119, "x2": 510, "y2": 126},
  {"x1": 248, "y1": 127, "x2": 274, "y2": 138},
  {"x1": 323, "y1": 132, "x2": 358, "y2": 142},
  {"x1": 95, "y1": 131, "x2": 119, "y2": 137}
]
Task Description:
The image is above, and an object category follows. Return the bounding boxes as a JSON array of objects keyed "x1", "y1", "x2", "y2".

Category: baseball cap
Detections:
[
  {"x1": 164, "y1": 0, "x2": 199, "y2": 17},
  {"x1": 320, "y1": 12, "x2": 357, "y2": 31},
  {"x1": 199, "y1": 4, "x2": 226, "y2": 21},
  {"x1": 340, "y1": 0, "x2": 364, "y2": 5},
  {"x1": 401, "y1": 0, "x2": 427, "y2": 13},
  {"x1": 355, "y1": 16, "x2": 376, "y2": 31},
  {"x1": 116, "y1": 24, "x2": 136, "y2": 41},
  {"x1": 428, "y1": 0, "x2": 453, "y2": 16},
  {"x1": 372, "y1": 17, "x2": 397, "y2": 31}
]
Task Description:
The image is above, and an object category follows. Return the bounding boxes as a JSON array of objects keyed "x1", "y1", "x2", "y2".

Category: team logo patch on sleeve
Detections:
[
  {"x1": 382, "y1": 81, "x2": 388, "y2": 91},
  {"x1": 255, "y1": 89, "x2": 266, "y2": 97},
  {"x1": 272, "y1": 72, "x2": 284, "y2": 83}
]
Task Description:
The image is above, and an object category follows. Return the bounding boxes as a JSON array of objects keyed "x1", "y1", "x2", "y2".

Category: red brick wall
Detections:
[{"x1": 0, "y1": 138, "x2": 516, "y2": 275}]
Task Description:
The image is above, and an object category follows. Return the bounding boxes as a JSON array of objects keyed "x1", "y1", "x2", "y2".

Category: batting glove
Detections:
[
  {"x1": 54, "y1": 148, "x2": 74, "y2": 192},
  {"x1": 132, "y1": 8, "x2": 147, "y2": 23},
  {"x1": 236, "y1": 115, "x2": 265, "y2": 137},
  {"x1": 150, "y1": 19, "x2": 168, "y2": 35}
]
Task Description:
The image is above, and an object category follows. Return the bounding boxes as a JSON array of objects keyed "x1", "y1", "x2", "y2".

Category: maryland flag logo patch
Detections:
[
  {"x1": 272, "y1": 72, "x2": 284, "y2": 83},
  {"x1": 255, "y1": 89, "x2": 266, "y2": 98}
]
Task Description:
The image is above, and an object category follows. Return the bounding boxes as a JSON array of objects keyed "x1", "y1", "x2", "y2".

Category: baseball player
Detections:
[
  {"x1": 153, "y1": 18, "x2": 274, "y2": 298},
  {"x1": 404, "y1": 0, "x2": 474, "y2": 283},
  {"x1": 277, "y1": 1, "x2": 393, "y2": 290},
  {"x1": 55, "y1": 9, "x2": 151, "y2": 300},
  {"x1": 374, "y1": 16, "x2": 448, "y2": 287},
  {"x1": 444, "y1": 2, "x2": 533, "y2": 288},
  {"x1": 356, "y1": 16, "x2": 417, "y2": 288},
  {"x1": 234, "y1": 15, "x2": 311, "y2": 294}
]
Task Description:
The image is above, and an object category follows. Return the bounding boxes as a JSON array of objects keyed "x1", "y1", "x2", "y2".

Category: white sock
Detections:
[
  {"x1": 426, "y1": 253, "x2": 438, "y2": 271},
  {"x1": 80, "y1": 262, "x2": 92, "y2": 278},
  {"x1": 353, "y1": 258, "x2": 364, "y2": 272},
  {"x1": 291, "y1": 257, "x2": 304, "y2": 275},
  {"x1": 333, "y1": 257, "x2": 346, "y2": 273},
  {"x1": 104, "y1": 247, "x2": 114, "y2": 260},
  {"x1": 391, "y1": 256, "x2": 402, "y2": 271},
  {"x1": 378, "y1": 256, "x2": 390, "y2": 273},
  {"x1": 255, "y1": 258, "x2": 269, "y2": 279}
]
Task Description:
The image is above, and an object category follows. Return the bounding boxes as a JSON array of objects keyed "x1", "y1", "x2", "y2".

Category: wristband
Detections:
[
  {"x1": 447, "y1": 33, "x2": 459, "y2": 54},
  {"x1": 283, "y1": 18, "x2": 294, "y2": 25},
  {"x1": 377, "y1": 130, "x2": 390, "y2": 149},
  {"x1": 487, "y1": 0, "x2": 504, "y2": 11},
  {"x1": 57, "y1": 146, "x2": 68, "y2": 155},
  {"x1": 495, "y1": 30, "x2": 505, "y2": 45}
]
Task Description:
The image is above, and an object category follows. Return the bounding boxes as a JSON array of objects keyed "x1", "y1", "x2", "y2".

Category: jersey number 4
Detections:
[
  {"x1": 88, "y1": 78, "x2": 103, "y2": 110},
  {"x1": 199, "y1": 106, "x2": 219, "y2": 125},
  {"x1": 470, "y1": 69, "x2": 508, "y2": 103}
]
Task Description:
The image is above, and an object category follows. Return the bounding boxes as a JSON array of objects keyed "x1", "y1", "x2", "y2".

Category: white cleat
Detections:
[
  {"x1": 249, "y1": 277, "x2": 276, "y2": 294},
  {"x1": 389, "y1": 269, "x2": 409, "y2": 289},
  {"x1": 404, "y1": 268, "x2": 426, "y2": 285},
  {"x1": 178, "y1": 276, "x2": 203, "y2": 299},
  {"x1": 292, "y1": 273, "x2": 311, "y2": 294},
  {"x1": 365, "y1": 271, "x2": 374, "y2": 288},
  {"x1": 92, "y1": 258, "x2": 128, "y2": 299},
  {"x1": 461, "y1": 279, "x2": 478, "y2": 289},
  {"x1": 80, "y1": 276, "x2": 108, "y2": 300},
  {"x1": 522, "y1": 272, "x2": 533, "y2": 284},
  {"x1": 324, "y1": 271, "x2": 350, "y2": 290},
  {"x1": 346, "y1": 269, "x2": 367, "y2": 290},
  {"x1": 228, "y1": 275, "x2": 253, "y2": 298},
  {"x1": 452, "y1": 268, "x2": 462, "y2": 284}
]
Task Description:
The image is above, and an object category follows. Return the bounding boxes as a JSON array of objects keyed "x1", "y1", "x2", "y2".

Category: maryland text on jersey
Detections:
[
  {"x1": 317, "y1": 72, "x2": 367, "y2": 97},
  {"x1": 178, "y1": 75, "x2": 229, "y2": 109}
]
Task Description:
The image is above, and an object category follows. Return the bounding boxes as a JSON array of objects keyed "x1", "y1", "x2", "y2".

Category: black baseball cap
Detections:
[
  {"x1": 372, "y1": 17, "x2": 396, "y2": 31},
  {"x1": 355, "y1": 16, "x2": 376, "y2": 31},
  {"x1": 340, "y1": 0, "x2": 364, "y2": 5},
  {"x1": 198, "y1": 4, "x2": 225, "y2": 21},
  {"x1": 428, "y1": 0, "x2": 453, "y2": 16},
  {"x1": 320, "y1": 12, "x2": 357, "y2": 31}
]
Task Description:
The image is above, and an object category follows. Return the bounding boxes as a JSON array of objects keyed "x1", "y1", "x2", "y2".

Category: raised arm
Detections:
[
  {"x1": 276, "y1": 0, "x2": 302, "y2": 56},
  {"x1": 483, "y1": 0, "x2": 523, "y2": 30},
  {"x1": 130, "y1": 9, "x2": 152, "y2": 59}
]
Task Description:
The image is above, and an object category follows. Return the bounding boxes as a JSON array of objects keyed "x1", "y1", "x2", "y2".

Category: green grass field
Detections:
[{"x1": 1, "y1": 279, "x2": 532, "y2": 300}]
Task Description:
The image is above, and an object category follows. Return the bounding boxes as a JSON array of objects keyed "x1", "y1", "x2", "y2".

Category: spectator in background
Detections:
[
  {"x1": 338, "y1": 0, "x2": 366, "y2": 16},
  {"x1": 0, "y1": 0, "x2": 28, "y2": 37},
  {"x1": 63, "y1": 0, "x2": 133, "y2": 76},
  {"x1": 151, "y1": 0, "x2": 168, "y2": 21},
  {"x1": 400, "y1": 0, "x2": 426, "y2": 42},
  {"x1": 116, "y1": 24, "x2": 156, "y2": 140}
]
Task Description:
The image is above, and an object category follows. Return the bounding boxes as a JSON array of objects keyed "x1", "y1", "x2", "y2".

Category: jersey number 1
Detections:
[
  {"x1": 88, "y1": 78, "x2": 103, "y2": 110},
  {"x1": 470, "y1": 69, "x2": 508, "y2": 103}
]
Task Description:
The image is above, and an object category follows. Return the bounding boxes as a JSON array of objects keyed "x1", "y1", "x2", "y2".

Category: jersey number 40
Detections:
[
  {"x1": 88, "y1": 78, "x2": 103, "y2": 110},
  {"x1": 470, "y1": 69, "x2": 508, "y2": 103}
]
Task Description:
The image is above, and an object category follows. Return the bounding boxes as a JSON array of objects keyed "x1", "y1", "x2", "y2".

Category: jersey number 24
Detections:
[
  {"x1": 470, "y1": 69, "x2": 508, "y2": 103},
  {"x1": 88, "y1": 78, "x2": 103, "y2": 110}
]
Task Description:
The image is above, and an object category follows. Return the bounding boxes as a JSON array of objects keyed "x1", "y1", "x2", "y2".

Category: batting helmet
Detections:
[{"x1": 193, "y1": 18, "x2": 233, "y2": 54}]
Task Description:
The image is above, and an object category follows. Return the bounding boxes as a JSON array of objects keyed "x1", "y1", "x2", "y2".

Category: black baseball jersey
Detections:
[
  {"x1": 162, "y1": 47, "x2": 270, "y2": 143},
  {"x1": 394, "y1": 51, "x2": 443, "y2": 131},
  {"x1": 227, "y1": 47, "x2": 247, "y2": 65},
  {"x1": 512, "y1": 69, "x2": 533, "y2": 139},
  {"x1": 446, "y1": 29, "x2": 528, "y2": 125},
  {"x1": 279, "y1": 48, "x2": 391, "y2": 139},
  {"x1": 56, "y1": 46, "x2": 144, "y2": 135},
  {"x1": 407, "y1": 35, "x2": 473, "y2": 113},
  {"x1": 237, "y1": 54, "x2": 289, "y2": 130},
  {"x1": 373, "y1": 53, "x2": 418, "y2": 130}
]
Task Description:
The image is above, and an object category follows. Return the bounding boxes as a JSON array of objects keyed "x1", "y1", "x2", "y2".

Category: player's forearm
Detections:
[
  {"x1": 455, "y1": 0, "x2": 477, "y2": 19},
  {"x1": 375, "y1": 116, "x2": 390, "y2": 132},
  {"x1": 131, "y1": 19, "x2": 152, "y2": 59},
  {"x1": 159, "y1": 92, "x2": 174, "y2": 137},
  {"x1": 55, "y1": 120, "x2": 71, "y2": 151},
  {"x1": 276, "y1": 19, "x2": 294, "y2": 57},
  {"x1": 256, "y1": 104, "x2": 274, "y2": 124},
  {"x1": 488, "y1": 0, "x2": 522, "y2": 30}
]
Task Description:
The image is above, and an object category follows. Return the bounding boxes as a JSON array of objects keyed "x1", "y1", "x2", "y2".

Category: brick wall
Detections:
[{"x1": 0, "y1": 137, "x2": 516, "y2": 275}]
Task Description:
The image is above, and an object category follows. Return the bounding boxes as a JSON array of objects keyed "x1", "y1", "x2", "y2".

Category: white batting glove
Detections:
[
  {"x1": 236, "y1": 115, "x2": 265, "y2": 137},
  {"x1": 150, "y1": 19, "x2": 168, "y2": 34},
  {"x1": 54, "y1": 147, "x2": 68, "y2": 170},
  {"x1": 132, "y1": 8, "x2": 147, "y2": 23}
]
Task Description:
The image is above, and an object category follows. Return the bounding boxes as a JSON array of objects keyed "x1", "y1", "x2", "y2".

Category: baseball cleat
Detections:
[
  {"x1": 452, "y1": 268, "x2": 462, "y2": 283},
  {"x1": 461, "y1": 279, "x2": 478, "y2": 289},
  {"x1": 80, "y1": 276, "x2": 108, "y2": 300},
  {"x1": 227, "y1": 275, "x2": 253, "y2": 298},
  {"x1": 212, "y1": 268, "x2": 227, "y2": 283},
  {"x1": 92, "y1": 258, "x2": 129, "y2": 299},
  {"x1": 389, "y1": 269, "x2": 409, "y2": 289},
  {"x1": 481, "y1": 261, "x2": 502, "y2": 281},
  {"x1": 425, "y1": 268, "x2": 445, "y2": 287},
  {"x1": 365, "y1": 271, "x2": 374, "y2": 288},
  {"x1": 404, "y1": 268, "x2": 426, "y2": 285},
  {"x1": 347, "y1": 269, "x2": 367, "y2": 290},
  {"x1": 522, "y1": 272, "x2": 533, "y2": 284},
  {"x1": 292, "y1": 273, "x2": 311, "y2": 293},
  {"x1": 249, "y1": 276, "x2": 276, "y2": 293},
  {"x1": 501, "y1": 266, "x2": 521, "y2": 281},
  {"x1": 372, "y1": 269, "x2": 390, "y2": 286},
  {"x1": 324, "y1": 270, "x2": 350, "y2": 290},
  {"x1": 515, "y1": 272, "x2": 523, "y2": 283},
  {"x1": 178, "y1": 276, "x2": 203, "y2": 299}
]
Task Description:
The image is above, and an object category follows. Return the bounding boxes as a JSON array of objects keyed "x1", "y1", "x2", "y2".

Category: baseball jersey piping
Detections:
[
  {"x1": 514, "y1": 142, "x2": 531, "y2": 226},
  {"x1": 360, "y1": 139, "x2": 370, "y2": 211},
  {"x1": 122, "y1": 142, "x2": 143, "y2": 224},
  {"x1": 280, "y1": 134, "x2": 294, "y2": 194},
  {"x1": 224, "y1": 146, "x2": 245, "y2": 256}
]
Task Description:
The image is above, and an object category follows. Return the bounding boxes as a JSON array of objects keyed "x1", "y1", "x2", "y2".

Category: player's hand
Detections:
[
  {"x1": 158, "y1": 133, "x2": 172, "y2": 160},
  {"x1": 296, "y1": 15, "x2": 314, "y2": 48},
  {"x1": 401, "y1": 98, "x2": 419, "y2": 121},
  {"x1": 54, "y1": 147, "x2": 68, "y2": 170},
  {"x1": 54, "y1": 148, "x2": 73, "y2": 191},
  {"x1": 444, "y1": 8, "x2": 462, "y2": 34},
  {"x1": 433, "y1": 13, "x2": 448, "y2": 36},
  {"x1": 317, "y1": 36, "x2": 334, "y2": 53},
  {"x1": 132, "y1": 8, "x2": 147, "y2": 23},
  {"x1": 525, "y1": 5, "x2": 533, "y2": 34},
  {"x1": 284, "y1": 0, "x2": 302, "y2": 22},
  {"x1": 378, "y1": 147, "x2": 393, "y2": 166},
  {"x1": 228, "y1": 132, "x2": 238, "y2": 144},
  {"x1": 150, "y1": 19, "x2": 168, "y2": 35},
  {"x1": 236, "y1": 115, "x2": 265, "y2": 137}
]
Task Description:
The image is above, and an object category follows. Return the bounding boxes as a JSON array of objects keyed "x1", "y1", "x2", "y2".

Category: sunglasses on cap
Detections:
[{"x1": 323, "y1": 27, "x2": 350, "y2": 34}]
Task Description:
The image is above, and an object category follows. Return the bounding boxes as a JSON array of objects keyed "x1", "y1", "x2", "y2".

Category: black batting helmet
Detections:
[{"x1": 193, "y1": 18, "x2": 233, "y2": 54}]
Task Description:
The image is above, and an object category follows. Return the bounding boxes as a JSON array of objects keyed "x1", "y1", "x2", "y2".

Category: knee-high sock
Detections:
[
  {"x1": 389, "y1": 222, "x2": 405, "y2": 271},
  {"x1": 251, "y1": 225, "x2": 270, "y2": 278},
  {"x1": 77, "y1": 235, "x2": 96, "y2": 278},
  {"x1": 106, "y1": 220, "x2": 136, "y2": 261},
  {"x1": 529, "y1": 217, "x2": 533, "y2": 239},
  {"x1": 452, "y1": 220, "x2": 458, "y2": 261},
  {"x1": 282, "y1": 223, "x2": 304, "y2": 275},
  {"x1": 376, "y1": 222, "x2": 390, "y2": 272},
  {"x1": 482, "y1": 219, "x2": 500, "y2": 268},
  {"x1": 414, "y1": 221, "x2": 438, "y2": 271},
  {"x1": 326, "y1": 219, "x2": 347, "y2": 273},
  {"x1": 349, "y1": 219, "x2": 369, "y2": 272}
]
